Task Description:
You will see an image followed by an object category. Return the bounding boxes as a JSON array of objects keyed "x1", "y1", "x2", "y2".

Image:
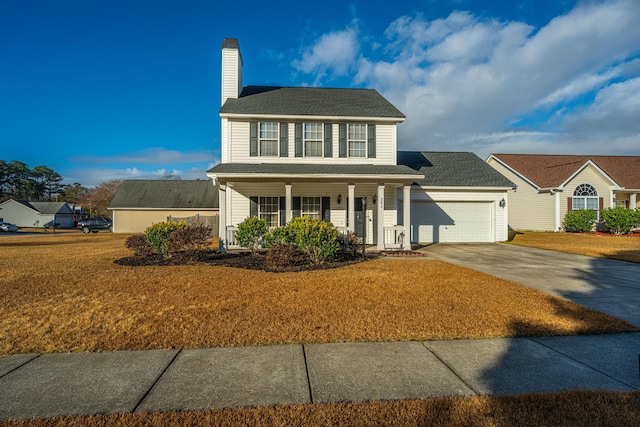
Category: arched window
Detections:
[{"x1": 572, "y1": 184, "x2": 598, "y2": 211}]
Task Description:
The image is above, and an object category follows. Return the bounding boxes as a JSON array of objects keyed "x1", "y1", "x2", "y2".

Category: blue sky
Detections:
[{"x1": 2, "y1": 0, "x2": 639, "y2": 186}]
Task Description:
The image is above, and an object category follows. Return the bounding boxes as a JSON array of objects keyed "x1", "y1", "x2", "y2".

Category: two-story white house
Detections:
[{"x1": 208, "y1": 38, "x2": 514, "y2": 250}]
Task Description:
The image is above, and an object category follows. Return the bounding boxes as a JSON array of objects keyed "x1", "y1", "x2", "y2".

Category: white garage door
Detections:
[{"x1": 411, "y1": 201, "x2": 493, "y2": 243}]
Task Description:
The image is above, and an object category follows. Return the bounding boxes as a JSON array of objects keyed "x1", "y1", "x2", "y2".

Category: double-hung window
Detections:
[
  {"x1": 348, "y1": 123, "x2": 367, "y2": 157},
  {"x1": 259, "y1": 122, "x2": 279, "y2": 156},
  {"x1": 304, "y1": 123, "x2": 323, "y2": 157},
  {"x1": 301, "y1": 196, "x2": 321, "y2": 219},
  {"x1": 259, "y1": 196, "x2": 279, "y2": 227}
]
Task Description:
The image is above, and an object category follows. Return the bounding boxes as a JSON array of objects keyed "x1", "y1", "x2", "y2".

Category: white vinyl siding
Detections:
[
  {"x1": 487, "y1": 159, "x2": 556, "y2": 231},
  {"x1": 226, "y1": 121, "x2": 397, "y2": 165}
]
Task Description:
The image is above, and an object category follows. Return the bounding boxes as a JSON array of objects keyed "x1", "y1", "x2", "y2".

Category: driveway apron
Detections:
[{"x1": 420, "y1": 243, "x2": 640, "y2": 327}]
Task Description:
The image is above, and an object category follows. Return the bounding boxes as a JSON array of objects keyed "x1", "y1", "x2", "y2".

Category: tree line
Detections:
[{"x1": 0, "y1": 159, "x2": 123, "y2": 218}]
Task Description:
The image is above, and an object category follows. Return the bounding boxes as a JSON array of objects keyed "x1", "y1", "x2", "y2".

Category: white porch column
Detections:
[
  {"x1": 217, "y1": 182, "x2": 227, "y2": 251},
  {"x1": 554, "y1": 191, "x2": 561, "y2": 231},
  {"x1": 348, "y1": 184, "x2": 355, "y2": 232},
  {"x1": 376, "y1": 184, "x2": 385, "y2": 250},
  {"x1": 631, "y1": 193, "x2": 637, "y2": 208},
  {"x1": 403, "y1": 185, "x2": 411, "y2": 250},
  {"x1": 610, "y1": 189, "x2": 615, "y2": 208},
  {"x1": 285, "y1": 183, "x2": 292, "y2": 223}
]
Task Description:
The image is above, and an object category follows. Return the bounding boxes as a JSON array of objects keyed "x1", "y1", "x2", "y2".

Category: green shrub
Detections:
[
  {"x1": 145, "y1": 221, "x2": 188, "y2": 256},
  {"x1": 287, "y1": 216, "x2": 339, "y2": 264},
  {"x1": 124, "y1": 234, "x2": 153, "y2": 257},
  {"x1": 562, "y1": 209, "x2": 597, "y2": 233},
  {"x1": 264, "y1": 225, "x2": 294, "y2": 248},
  {"x1": 166, "y1": 224, "x2": 212, "y2": 253},
  {"x1": 600, "y1": 206, "x2": 640, "y2": 235},
  {"x1": 236, "y1": 216, "x2": 269, "y2": 255}
]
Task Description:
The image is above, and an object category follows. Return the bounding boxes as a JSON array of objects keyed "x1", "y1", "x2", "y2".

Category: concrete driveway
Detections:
[{"x1": 420, "y1": 243, "x2": 640, "y2": 327}]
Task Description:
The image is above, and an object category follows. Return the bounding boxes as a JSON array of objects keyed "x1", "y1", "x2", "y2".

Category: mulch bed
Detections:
[{"x1": 114, "y1": 250, "x2": 365, "y2": 272}]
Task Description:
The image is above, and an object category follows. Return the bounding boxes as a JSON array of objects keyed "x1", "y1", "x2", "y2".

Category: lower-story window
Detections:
[
  {"x1": 301, "y1": 196, "x2": 321, "y2": 219},
  {"x1": 259, "y1": 196, "x2": 280, "y2": 227}
]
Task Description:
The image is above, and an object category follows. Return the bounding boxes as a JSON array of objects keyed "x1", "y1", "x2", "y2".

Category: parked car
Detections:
[
  {"x1": 43, "y1": 220, "x2": 60, "y2": 230},
  {"x1": 0, "y1": 222, "x2": 18, "y2": 232},
  {"x1": 76, "y1": 217, "x2": 113, "y2": 233}
]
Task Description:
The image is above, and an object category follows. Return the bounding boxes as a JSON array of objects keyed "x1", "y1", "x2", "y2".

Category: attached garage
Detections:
[
  {"x1": 411, "y1": 201, "x2": 493, "y2": 243},
  {"x1": 397, "y1": 151, "x2": 516, "y2": 244}
]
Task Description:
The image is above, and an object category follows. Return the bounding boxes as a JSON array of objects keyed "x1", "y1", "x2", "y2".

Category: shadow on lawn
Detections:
[{"x1": 480, "y1": 249, "x2": 640, "y2": 397}]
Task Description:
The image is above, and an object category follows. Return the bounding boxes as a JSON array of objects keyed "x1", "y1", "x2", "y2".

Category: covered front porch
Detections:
[{"x1": 206, "y1": 163, "x2": 424, "y2": 251}]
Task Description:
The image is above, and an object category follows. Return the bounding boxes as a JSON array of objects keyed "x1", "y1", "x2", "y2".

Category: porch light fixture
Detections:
[
  {"x1": 337, "y1": 194, "x2": 342, "y2": 204},
  {"x1": 499, "y1": 198, "x2": 506, "y2": 208},
  {"x1": 373, "y1": 194, "x2": 377, "y2": 205}
]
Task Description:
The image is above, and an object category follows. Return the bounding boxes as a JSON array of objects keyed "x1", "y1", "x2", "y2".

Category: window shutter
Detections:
[
  {"x1": 292, "y1": 197, "x2": 301, "y2": 218},
  {"x1": 322, "y1": 197, "x2": 330, "y2": 222},
  {"x1": 324, "y1": 123, "x2": 333, "y2": 157},
  {"x1": 279, "y1": 123, "x2": 288, "y2": 157},
  {"x1": 567, "y1": 197, "x2": 572, "y2": 212},
  {"x1": 250, "y1": 196, "x2": 258, "y2": 218},
  {"x1": 295, "y1": 123, "x2": 303, "y2": 157},
  {"x1": 599, "y1": 197, "x2": 603, "y2": 211},
  {"x1": 279, "y1": 197, "x2": 286, "y2": 226},
  {"x1": 250, "y1": 122, "x2": 258, "y2": 157},
  {"x1": 339, "y1": 123, "x2": 347, "y2": 158},
  {"x1": 367, "y1": 124, "x2": 376, "y2": 158}
]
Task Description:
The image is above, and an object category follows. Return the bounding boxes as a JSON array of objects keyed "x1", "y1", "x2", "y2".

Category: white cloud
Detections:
[
  {"x1": 296, "y1": 0, "x2": 640, "y2": 156},
  {"x1": 292, "y1": 27, "x2": 360, "y2": 85},
  {"x1": 69, "y1": 147, "x2": 217, "y2": 165},
  {"x1": 64, "y1": 165, "x2": 212, "y2": 187}
]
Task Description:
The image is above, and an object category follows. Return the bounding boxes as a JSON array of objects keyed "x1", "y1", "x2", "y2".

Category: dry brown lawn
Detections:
[
  {"x1": 509, "y1": 231, "x2": 640, "y2": 263},
  {"x1": 1, "y1": 390, "x2": 638, "y2": 427},
  {"x1": 1, "y1": 233, "x2": 636, "y2": 354}
]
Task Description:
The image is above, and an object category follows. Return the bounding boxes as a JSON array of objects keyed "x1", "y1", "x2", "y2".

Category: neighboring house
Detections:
[
  {"x1": 0, "y1": 199, "x2": 75, "y2": 228},
  {"x1": 207, "y1": 38, "x2": 514, "y2": 248},
  {"x1": 108, "y1": 180, "x2": 218, "y2": 234},
  {"x1": 398, "y1": 152, "x2": 515, "y2": 243},
  {"x1": 487, "y1": 154, "x2": 640, "y2": 231}
]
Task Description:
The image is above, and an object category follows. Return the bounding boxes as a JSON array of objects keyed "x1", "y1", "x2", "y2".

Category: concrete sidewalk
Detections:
[{"x1": 2, "y1": 333, "x2": 639, "y2": 421}]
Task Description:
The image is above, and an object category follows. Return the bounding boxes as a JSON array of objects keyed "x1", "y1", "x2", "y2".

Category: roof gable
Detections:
[
  {"x1": 108, "y1": 180, "x2": 218, "y2": 209},
  {"x1": 398, "y1": 151, "x2": 516, "y2": 188},
  {"x1": 490, "y1": 154, "x2": 640, "y2": 189},
  {"x1": 220, "y1": 86, "x2": 405, "y2": 119}
]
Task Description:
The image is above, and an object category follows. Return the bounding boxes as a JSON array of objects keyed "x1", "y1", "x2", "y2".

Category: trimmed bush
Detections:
[
  {"x1": 145, "y1": 221, "x2": 188, "y2": 256},
  {"x1": 236, "y1": 216, "x2": 269, "y2": 255},
  {"x1": 264, "y1": 225, "x2": 294, "y2": 248},
  {"x1": 166, "y1": 224, "x2": 212, "y2": 253},
  {"x1": 600, "y1": 206, "x2": 640, "y2": 235},
  {"x1": 287, "y1": 216, "x2": 339, "y2": 264},
  {"x1": 124, "y1": 234, "x2": 153, "y2": 257},
  {"x1": 562, "y1": 209, "x2": 597, "y2": 233}
]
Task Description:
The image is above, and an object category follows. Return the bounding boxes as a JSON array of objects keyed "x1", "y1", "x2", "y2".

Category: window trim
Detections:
[{"x1": 303, "y1": 123, "x2": 323, "y2": 157}]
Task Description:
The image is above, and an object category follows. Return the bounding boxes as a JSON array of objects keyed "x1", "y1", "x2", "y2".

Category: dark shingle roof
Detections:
[
  {"x1": 398, "y1": 151, "x2": 516, "y2": 188},
  {"x1": 207, "y1": 163, "x2": 422, "y2": 178},
  {"x1": 220, "y1": 86, "x2": 405, "y2": 119},
  {"x1": 16, "y1": 200, "x2": 73, "y2": 215},
  {"x1": 491, "y1": 154, "x2": 640, "y2": 189},
  {"x1": 108, "y1": 180, "x2": 218, "y2": 209}
]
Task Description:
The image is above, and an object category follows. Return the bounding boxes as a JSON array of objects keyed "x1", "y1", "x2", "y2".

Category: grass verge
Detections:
[
  {"x1": 1, "y1": 234, "x2": 636, "y2": 354},
  {"x1": 1, "y1": 390, "x2": 638, "y2": 426},
  {"x1": 509, "y1": 231, "x2": 640, "y2": 263}
]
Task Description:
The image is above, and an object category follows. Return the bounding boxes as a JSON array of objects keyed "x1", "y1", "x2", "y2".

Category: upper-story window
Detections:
[
  {"x1": 304, "y1": 123, "x2": 323, "y2": 157},
  {"x1": 348, "y1": 123, "x2": 367, "y2": 157},
  {"x1": 259, "y1": 122, "x2": 279, "y2": 156}
]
